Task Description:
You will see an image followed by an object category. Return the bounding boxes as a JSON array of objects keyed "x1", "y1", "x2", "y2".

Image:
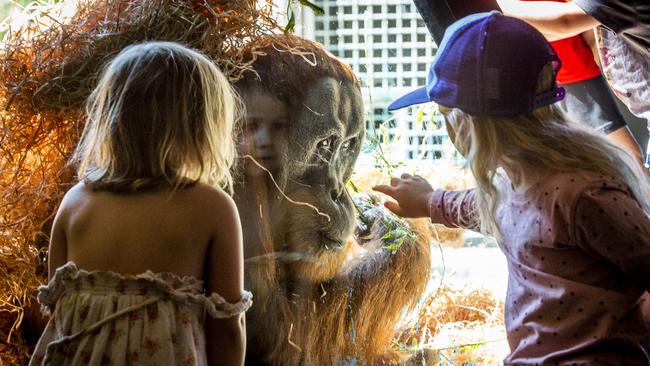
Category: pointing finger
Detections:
[{"x1": 373, "y1": 184, "x2": 396, "y2": 197}]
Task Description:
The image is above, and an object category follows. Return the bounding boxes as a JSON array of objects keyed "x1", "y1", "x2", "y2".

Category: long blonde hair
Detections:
[
  {"x1": 442, "y1": 65, "x2": 650, "y2": 238},
  {"x1": 72, "y1": 41, "x2": 241, "y2": 193}
]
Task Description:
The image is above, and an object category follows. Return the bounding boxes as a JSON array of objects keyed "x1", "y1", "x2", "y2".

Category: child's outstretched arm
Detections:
[
  {"x1": 373, "y1": 173, "x2": 434, "y2": 218},
  {"x1": 204, "y1": 190, "x2": 246, "y2": 366},
  {"x1": 373, "y1": 174, "x2": 478, "y2": 230},
  {"x1": 574, "y1": 183, "x2": 650, "y2": 291}
]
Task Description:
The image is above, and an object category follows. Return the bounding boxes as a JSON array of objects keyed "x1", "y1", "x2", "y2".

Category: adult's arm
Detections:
[
  {"x1": 496, "y1": 0, "x2": 601, "y2": 41},
  {"x1": 571, "y1": 0, "x2": 640, "y2": 34}
]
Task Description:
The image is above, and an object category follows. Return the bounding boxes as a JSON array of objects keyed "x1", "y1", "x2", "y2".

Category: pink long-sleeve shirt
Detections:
[{"x1": 429, "y1": 171, "x2": 650, "y2": 365}]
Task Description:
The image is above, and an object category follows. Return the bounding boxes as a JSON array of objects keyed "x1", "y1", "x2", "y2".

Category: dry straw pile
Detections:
[
  {"x1": 0, "y1": 1, "x2": 281, "y2": 363},
  {"x1": 398, "y1": 285, "x2": 508, "y2": 365}
]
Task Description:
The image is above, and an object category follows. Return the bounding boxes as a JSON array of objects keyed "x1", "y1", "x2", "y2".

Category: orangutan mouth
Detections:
[{"x1": 318, "y1": 231, "x2": 345, "y2": 249}]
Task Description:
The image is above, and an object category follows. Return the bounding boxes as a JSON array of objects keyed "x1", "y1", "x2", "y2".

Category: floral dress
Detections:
[{"x1": 29, "y1": 262, "x2": 252, "y2": 366}]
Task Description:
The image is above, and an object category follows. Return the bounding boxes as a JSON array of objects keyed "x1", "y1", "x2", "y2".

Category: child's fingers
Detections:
[
  {"x1": 383, "y1": 201, "x2": 403, "y2": 216},
  {"x1": 373, "y1": 184, "x2": 396, "y2": 197}
]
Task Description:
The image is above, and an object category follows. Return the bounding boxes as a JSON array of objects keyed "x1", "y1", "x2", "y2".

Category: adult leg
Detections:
[{"x1": 559, "y1": 75, "x2": 643, "y2": 161}]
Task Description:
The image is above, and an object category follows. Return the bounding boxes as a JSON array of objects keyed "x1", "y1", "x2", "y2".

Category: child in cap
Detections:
[
  {"x1": 375, "y1": 12, "x2": 650, "y2": 365},
  {"x1": 29, "y1": 42, "x2": 251, "y2": 366}
]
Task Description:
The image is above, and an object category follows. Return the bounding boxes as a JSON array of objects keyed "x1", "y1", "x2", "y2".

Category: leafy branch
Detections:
[{"x1": 284, "y1": 0, "x2": 324, "y2": 33}]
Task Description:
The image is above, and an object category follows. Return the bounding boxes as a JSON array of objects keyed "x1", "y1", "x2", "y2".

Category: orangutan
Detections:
[{"x1": 233, "y1": 35, "x2": 432, "y2": 365}]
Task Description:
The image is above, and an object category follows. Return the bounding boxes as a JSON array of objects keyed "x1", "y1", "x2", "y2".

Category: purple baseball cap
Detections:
[{"x1": 388, "y1": 11, "x2": 565, "y2": 115}]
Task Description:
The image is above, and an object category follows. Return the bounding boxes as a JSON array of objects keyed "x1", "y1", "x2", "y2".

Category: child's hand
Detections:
[{"x1": 373, "y1": 174, "x2": 434, "y2": 218}]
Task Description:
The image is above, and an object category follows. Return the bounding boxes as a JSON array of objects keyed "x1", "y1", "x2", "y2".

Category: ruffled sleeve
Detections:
[
  {"x1": 37, "y1": 261, "x2": 78, "y2": 316},
  {"x1": 205, "y1": 291, "x2": 253, "y2": 319}
]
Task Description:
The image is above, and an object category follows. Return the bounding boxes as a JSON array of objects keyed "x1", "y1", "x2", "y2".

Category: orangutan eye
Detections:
[
  {"x1": 341, "y1": 138, "x2": 355, "y2": 150},
  {"x1": 317, "y1": 137, "x2": 334, "y2": 149}
]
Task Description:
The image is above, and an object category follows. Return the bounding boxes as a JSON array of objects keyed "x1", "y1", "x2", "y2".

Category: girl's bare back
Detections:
[{"x1": 53, "y1": 182, "x2": 233, "y2": 280}]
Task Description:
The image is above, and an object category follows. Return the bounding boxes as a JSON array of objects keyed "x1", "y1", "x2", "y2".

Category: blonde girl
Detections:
[
  {"x1": 29, "y1": 41, "x2": 251, "y2": 366},
  {"x1": 376, "y1": 12, "x2": 650, "y2": 365}
]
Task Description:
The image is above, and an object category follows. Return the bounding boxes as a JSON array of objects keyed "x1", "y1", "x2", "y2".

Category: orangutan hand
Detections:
[{"x1": 373, "y1": 173, "x2": 434, "y2": 218}]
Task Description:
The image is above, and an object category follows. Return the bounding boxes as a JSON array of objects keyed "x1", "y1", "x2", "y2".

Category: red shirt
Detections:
[{"x1": 528, "y1": 0, "x2": 602, "y2": 84}]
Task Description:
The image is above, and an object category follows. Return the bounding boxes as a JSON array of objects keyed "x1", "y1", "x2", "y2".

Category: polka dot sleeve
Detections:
[
  {"x1": 429, "y1": 188, "x2": 479, "y2": 230},
  {"x1": 573, "y1": 183, "x2": 650, "y2": 291}
]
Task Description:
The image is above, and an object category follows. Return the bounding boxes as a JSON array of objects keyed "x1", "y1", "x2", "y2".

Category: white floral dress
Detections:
[{"x1": 29, "y1": 262, "x2": 252, "y2": 366}]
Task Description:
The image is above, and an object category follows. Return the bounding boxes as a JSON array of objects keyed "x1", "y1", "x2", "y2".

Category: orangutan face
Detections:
[{"x1": 277, "y1": 77, "x2": 364, "y2": 268}]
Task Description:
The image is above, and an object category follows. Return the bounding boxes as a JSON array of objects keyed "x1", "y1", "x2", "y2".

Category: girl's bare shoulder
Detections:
[
  {"x1": 56, "y1": 182, "x2": 94, "y2": 214},
  {"x1": 182, "y1": 183, "x2": 238, "y2": 218}
]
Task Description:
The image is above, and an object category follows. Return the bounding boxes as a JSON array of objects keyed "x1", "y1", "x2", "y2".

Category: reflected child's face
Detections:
[{"x1": 238, "y1": 89, "x2": 290, "y2": 177}]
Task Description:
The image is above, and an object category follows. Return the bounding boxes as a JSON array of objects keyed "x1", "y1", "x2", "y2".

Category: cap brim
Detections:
[{"x1": 387, "y1": 86, "x2": 430, "y2": 111}]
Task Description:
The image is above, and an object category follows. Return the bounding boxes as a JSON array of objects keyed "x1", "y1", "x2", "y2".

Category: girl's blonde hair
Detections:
[
  {"x1": 442, "y1": 65, "x2": 650, "y2": 238},
  {"x1": 72, "y1": 41, "x2": 241, "y2": 193}
]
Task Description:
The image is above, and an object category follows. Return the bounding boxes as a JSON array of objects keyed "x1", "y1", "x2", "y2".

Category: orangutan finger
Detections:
[
  {"x1": 390, "y1": 177, "x2": 401, "y2": 186},
  {"x1": 400, "y1": 173, "x2": 412, "y2": 179}
]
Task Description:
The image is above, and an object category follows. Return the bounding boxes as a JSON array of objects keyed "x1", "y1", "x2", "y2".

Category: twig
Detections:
[
  {"x1": 243, "y1": 154, "x2": 331, "y2": 222},
  {"x1": 287, "y1": 323, "x2": 302, "y2": 352}
]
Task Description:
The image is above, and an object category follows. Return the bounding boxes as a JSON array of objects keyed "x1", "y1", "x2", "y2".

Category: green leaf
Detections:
[
  {"x1": 285, "y1": 10, "x2": 296, "y2": 34},
  {"x1": 381, "y1": 232, "x2": 393, "y2": 240},
  {"x1": 386, "y1": 243, "x2": 399, "y2": 252},
  {"x1": 416, "y1": 109, "x2": 425, "y2": 124},
  {"x1": 393, "y1": 228, "x2": 409, "y2": 238},
  {"x1": 298, "y1": 0, "x2": 325, "y2": 15},
  {"x1": 347, "y1": 179, "x2": 360, "y2": 193},
  {"x1": 459, "y1": 343, "x2": 481, "y2": 353}
]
